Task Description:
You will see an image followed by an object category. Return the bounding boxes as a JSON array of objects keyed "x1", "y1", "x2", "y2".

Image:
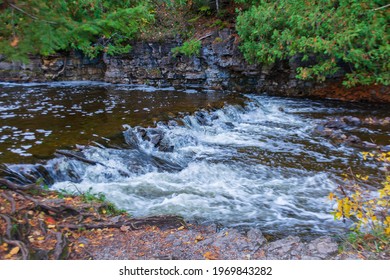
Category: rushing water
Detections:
[{"x1": 1, "y1": 82, "x2": 389, "y2": 236}]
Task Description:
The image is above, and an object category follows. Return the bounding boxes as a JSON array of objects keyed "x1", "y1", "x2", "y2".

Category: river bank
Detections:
[
  {"x1": 1, "y1": 181, "x2": 387, "y2": 260},
  {"x1": 1, "y1": 28, "x2": 389, "y2": 103}
]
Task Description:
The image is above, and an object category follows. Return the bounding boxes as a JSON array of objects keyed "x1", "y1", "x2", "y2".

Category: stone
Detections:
[
  {"x1": 304, "y1": 236, "x2": 338, "y2": 259},
  {"x1": 380, "y1": 145, "x2": 390, "y2": 152},
  {"x1": 342, "y1": 116, "x2": 361, "y2": 126},
  {"x1": 362, "y1": 141, "x2": 377, "y2": 149},
  {"x1": 324, "y1": 119, "x2": 347, "y2": 129},
  {"x1": 246, "y1": 228, "x2": 266, "y2": 247},
  {"x1": 346, "y1": 135, "x2": 361, "y2": 144}
]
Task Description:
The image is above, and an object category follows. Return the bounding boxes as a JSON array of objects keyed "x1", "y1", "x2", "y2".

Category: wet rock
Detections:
[
  {"x1": 345, "y1": 135, "x2": 361, "y2": 144},
  {"x1": 324, "y1": 119, "x2": 347, "y2": 129},
  {"x1": 313, "y1": 125, "x2": 333, "y2": 137},
  {"x1": 363, "y1": 117, "x2": 379, "y2": 125},
  {"x1": 380, "y1": 145, "x2": 390, "y2": 152},
  {"x1": 136, "y1": 127, "x2": 147, "y2": 139},
  {"x1": 362, "y1": 141, "x2": 378, "y2": 149},
  {"x1": 147, "y1": 128, "x2": 164, "y2": 146},
  {"x1": 224, "y1": 122, "x2": 235, "y2": 129},
  {"x1": 158, "y1": 142, "x2": 174, "y2": 152},
  {"x1": 381, "y1": 117, "x2": 390, "y2": 125},
  {"x1": 342, "y1": 116, "x2": 361, "y2": 126},
  {"x1": 168, "y1": 120, "x2": 178, "y2": 127},
  {"x1": 195, "y1": 111, "x2": 210, "y2": 126}
]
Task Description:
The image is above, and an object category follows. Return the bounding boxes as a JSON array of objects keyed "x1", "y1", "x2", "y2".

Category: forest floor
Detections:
[{"x1": 0, "y1": 179, "x2": 388, "y2": 260}]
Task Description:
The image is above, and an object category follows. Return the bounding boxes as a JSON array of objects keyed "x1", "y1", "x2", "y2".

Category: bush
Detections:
[
  {"x1": 172, "y1": 39, "x2": 201, "y2": 57},
  {"x1": 329, "y1": 151, "x2": 390, "y2": 253},
  {"x1": 236, "y1": 0, "x2": 390, "y2": 86}
]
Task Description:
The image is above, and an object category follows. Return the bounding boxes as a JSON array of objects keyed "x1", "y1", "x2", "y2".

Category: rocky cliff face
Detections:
[{"x1": 0, "y1": 29, "x2": 388, "y2": 102}]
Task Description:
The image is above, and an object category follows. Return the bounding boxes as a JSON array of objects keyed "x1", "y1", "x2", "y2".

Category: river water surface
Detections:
[{"x1": 1, "y1": 82, "x2": 389, "y2": 237}]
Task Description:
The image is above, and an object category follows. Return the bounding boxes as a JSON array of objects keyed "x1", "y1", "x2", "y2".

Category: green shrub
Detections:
[{"x1": 172, "y1": 39, "x2": 201, "y2": 57}]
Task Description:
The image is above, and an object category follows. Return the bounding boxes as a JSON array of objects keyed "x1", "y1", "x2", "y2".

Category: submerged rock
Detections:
[{"x1": 342, "y1": 116, "x2": 361, "y2": 126}]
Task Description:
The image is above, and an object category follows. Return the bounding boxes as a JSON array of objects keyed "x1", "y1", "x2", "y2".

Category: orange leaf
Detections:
[
  {"x1": 10, "y1": 37, "x2": 19, "y2": 47},
  {"x1": 9, "y1": 246, "x2": 20, "y2": 256},
  {"x1": 203, "y1": 251, "x2": 218, "y2": 260}
]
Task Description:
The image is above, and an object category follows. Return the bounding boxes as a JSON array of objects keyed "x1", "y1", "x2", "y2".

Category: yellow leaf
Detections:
[
  {"x1": 9, "y1": 246, "x2": 20, "y2": 256},
  {"x1": 328, "y1": 192, "x2": 335, "y2": 200},
  {"x1": 177, "y1": 226, "x2": 185, "y2": 231},
  {"x1": 195, "y1": 235, "x2": 204, "y2": 243},
  {"x1": 78, "y1": 244, "x2": 85, "y2": 248}
]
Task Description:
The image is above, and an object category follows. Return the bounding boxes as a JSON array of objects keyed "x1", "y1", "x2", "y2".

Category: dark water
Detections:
[
  {"x1": 1, "y1": 82, "x2": 389, "y2": 236},
  {"x1": 0, "y1": 82, "x2": 243, "y2": 163}
]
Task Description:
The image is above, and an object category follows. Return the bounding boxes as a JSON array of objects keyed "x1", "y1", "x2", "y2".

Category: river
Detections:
[{"x1": 1, "y1": 82, "x2": 389, "y2": 237}]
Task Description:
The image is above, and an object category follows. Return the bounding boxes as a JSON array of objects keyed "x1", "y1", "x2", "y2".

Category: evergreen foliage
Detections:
[
  {"x1": 0, "y1": 0, "x2": 154, "y2": 61},
  {"x1": 172, "y1": 38, "x2": 201, "y2": 57},
  {"x1": 236, "y1": 0, "x2": 390, "y2": 86}
]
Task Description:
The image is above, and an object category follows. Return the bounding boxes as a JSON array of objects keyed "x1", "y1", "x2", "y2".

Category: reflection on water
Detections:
[{"x1": 0, "y1": 82, "x2": 243, "y2": 163}]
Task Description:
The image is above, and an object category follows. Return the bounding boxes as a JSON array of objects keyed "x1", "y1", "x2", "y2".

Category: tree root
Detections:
[
  {"x1": 59, "y1": 215, "x2": 187, "y2": 231},
  {"x1": 4, "y1": 239, "x2": 29, "y2": 260},
  {"x1": 1, "y1": 191, "x2": 16, "y2": 213}
]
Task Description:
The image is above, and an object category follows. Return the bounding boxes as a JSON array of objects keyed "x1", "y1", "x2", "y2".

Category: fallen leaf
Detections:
[
  {"x1": 203, "y1": 251, "x2": 218, "y2": 260},
  {"x1": 120, "y1": 225, "x2": 130, "y2": 232},
  {"x1": 78, "y1": 244, "x2": 85, "y2": 248},
  {"x1": 195, "y1": 235, "x2": 204, "y2": 243},
  {"x1": 177, "y1": 226, "x2": 185, "y2": 231},
  {"x1": 10, "y1": 37, "x2": 19, "y2": 47},
  {"x1": 9, "y1": 246, "x2": 20, "y2": 256},
  {"x1": 46, "y1": 217, "x2": 56, "y2": 224}
]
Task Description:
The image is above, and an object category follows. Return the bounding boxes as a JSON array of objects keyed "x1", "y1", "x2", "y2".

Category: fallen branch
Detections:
[
  {"x1": 55, "y1": 150, "x2": 105, "y2": 166},
  {"x1": 0, "y1": 178, "x2": 40, "y2": 192}
]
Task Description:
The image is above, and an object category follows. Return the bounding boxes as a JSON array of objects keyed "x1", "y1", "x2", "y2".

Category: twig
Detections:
[
  {"x1": 371, "y1": 4, "x2": 390, "y2": 11},
  {"x1": 55, "y1": 150, "x2": 105, "y2": 166},
  {"x1": 197, "y1": 33, "x2": 213, "y2": 41},
  {"x1": 8, "y1": 3, "x2": 58, "y2": 24}
]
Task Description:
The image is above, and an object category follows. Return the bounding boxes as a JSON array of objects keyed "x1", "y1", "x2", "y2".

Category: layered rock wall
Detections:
[{"x1": 0, "y1": 29, "x2": 388, "y2": 102}]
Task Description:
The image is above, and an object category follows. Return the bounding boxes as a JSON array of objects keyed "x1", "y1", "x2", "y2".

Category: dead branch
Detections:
[
  {"x1": 198, "y1": 33, "x2": 213, "y2": 41},
  {"x1": 55, "y1": 150, "x2": 105, "y2": 166},
  {"x1": 8, "y1": 3, "x2": 58, "y2": 24},
  {"x1": 0, "y1": 178, "x2": 40, "y2": 192}
]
